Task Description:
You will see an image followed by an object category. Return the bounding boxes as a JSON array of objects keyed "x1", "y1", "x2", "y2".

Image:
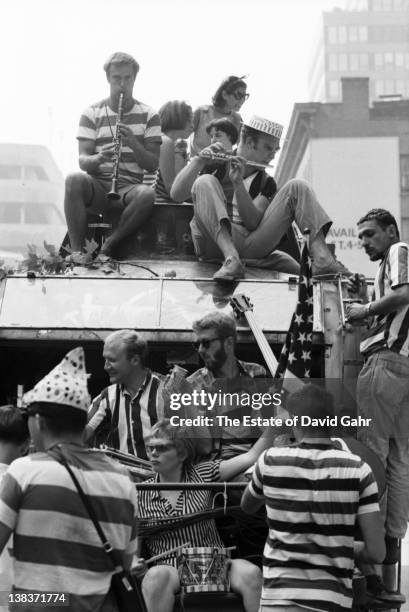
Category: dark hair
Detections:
[
  {"x1": 103, "y1": 52, "x2": 140, "y2": 77},
  {"x1": 0, "y1": 405, "x2": 29, "y2": 445},
  {"x1": 287, "y1": 384, "x2": 335, "y2": 432},
  {"x1": 159, "y1": 100, "x2": 192, "y2": 133},
  {"x1": 192, "y1": 311, "x2": 237, "y2": 343},
  {"x1": 27, "y1": 402, "x2": 87, "y2": 436},
  {"x1": 212, "y1": 75, "x2": 247, "y2": 108},
  {"x1": 105, "y1": 329, "x2": 148, "y2": 366},
  {"x1": 205, "y1": 118, "x2": 239, "y2": 145},
  {"x1": 148, "y1": 419, "x2": 197, "y2": 465},
  {"x1": 358, "y1": 209, "x2": 400, "y2": 239}
]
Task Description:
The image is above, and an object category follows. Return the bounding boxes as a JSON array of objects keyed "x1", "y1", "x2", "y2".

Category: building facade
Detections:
[
  {"x1": 276, "y1": 78, "x2": 409, "y2": 276},
  {"x1": 309, "y1": 0, "x2": 409, "y2": 104}
]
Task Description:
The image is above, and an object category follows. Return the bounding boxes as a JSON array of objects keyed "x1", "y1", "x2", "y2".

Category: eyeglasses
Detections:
[
  {"x1": 146, "y1": 442, "x2": 175, "y2": 454},
  {"x1": 231, "y1": 91, "x2": 250, "y2": 101},
  {"x1": 192, "y1": 337, "x2": 224, "y2": 350}
]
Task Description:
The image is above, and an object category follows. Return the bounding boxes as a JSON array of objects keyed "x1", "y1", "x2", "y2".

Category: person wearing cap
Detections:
[
  {"x1": 190, "y1": 75, "x2": 248, "y2": 157},
  {"x1": 64, "y1": 51, "x2": 162, "y2": 257},
  {"x1": 171, "y1": 116, "x2": 349, "y2": 281},
  {"x1": 0, "y1": 348, "x2": 139, "y2": 611}
]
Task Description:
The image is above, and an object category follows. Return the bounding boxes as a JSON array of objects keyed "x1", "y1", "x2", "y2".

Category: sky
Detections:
[{"x1": 1, "y1": 0, "x2": 346, "y2": 174}]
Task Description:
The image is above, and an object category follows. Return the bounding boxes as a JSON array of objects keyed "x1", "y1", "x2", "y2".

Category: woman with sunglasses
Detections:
[
  {"x1": 190, "y1": 75, "x2": 248, "y2": 157},
  {"x1": 138, "y1": 418, "x2": 274, "y2": 612}
]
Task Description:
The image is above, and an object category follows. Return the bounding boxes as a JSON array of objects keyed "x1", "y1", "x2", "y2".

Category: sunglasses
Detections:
[
  {"x1": 192, "y1": 337, "x2": 224, "y2": 350},
  {"x1": 231, "y1": 91, "x2": 250, "y2": 101},
  {"x1": 146, "y1": 442, "x2": 175, "y2": 454}
]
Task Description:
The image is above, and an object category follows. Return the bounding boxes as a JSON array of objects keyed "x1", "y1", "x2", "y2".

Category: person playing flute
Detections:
[{"x1": 171, "y1": 115, "x2": 351, "y2": 281}]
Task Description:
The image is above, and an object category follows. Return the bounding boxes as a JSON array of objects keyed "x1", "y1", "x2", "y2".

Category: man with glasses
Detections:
[
  {"x1": 86, "y1": 329, "x2": 167, "y2": 460},
  {"x1": 172, "y1": 115, "x2": 350, "y2": 281},
  {"x1": 185, "y1": 311, "x2": 267, "y2": 459}
]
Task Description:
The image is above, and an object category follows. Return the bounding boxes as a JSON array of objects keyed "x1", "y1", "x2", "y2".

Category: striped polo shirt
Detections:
[
  {"x1": 0, "y1": 444, "x2": 138, "y2": 612},
  {"x1": 248, "y1": 442, "x2": 379, "y2": 612},
  {"x1": 87, "y1": 370, "x2": 166, "y2": 460},
  {"x1": 138, "y1": 460, "x2": 224, "y2": 566},
  {"x1": 360, "y1": 242, "x2": 409, "y2": 356},
  {"x1": 77, "y1": 98, "x2": 162, "y2": 187}
]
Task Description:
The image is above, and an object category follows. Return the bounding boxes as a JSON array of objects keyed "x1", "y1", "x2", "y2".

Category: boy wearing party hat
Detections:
[
  {"x1": 0, "y1": 348, "x2": 139, "y2": 611},
  {"x1": 171, "y1": 115, "x2": 349, "y2": 281}
]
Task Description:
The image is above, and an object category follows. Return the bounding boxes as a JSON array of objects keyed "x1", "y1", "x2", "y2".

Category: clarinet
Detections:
[{"x1": 107, "y1": 91, "x2": 124, "y2": 200}]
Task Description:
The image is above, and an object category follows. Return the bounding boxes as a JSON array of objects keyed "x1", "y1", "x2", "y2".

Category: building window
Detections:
[
  {"x1": 396, "y1": 52, "x2": 404, "y2": 67},
  {"x1": 375, "y1": 53, "x2": 383, "y2": 69},
  {"x1": 339, "y1": 26, "x2": 347, "y2": 43},
  {"x1": 339, "y1": 53, "x2": 348, "y2": 70},
  {"x1": 384, "y1": 52, "x2": 394, "y2": 68},
  {"x1": 401, "y1": 156, "x2": 409, "y2": 192},
  {"x1": 328, "y1": 26, "x2": 337, "y2": 43},
  {"x1": 360, "y1": 53, "x2": 369, "y2": 68},
  {"x1": 350, "y1": 53, "x2": 359, "y2": 70},
  {"x1": 349, "y1": 25, "x2": 358, "y2": 41},
  {"x1": 384, "y1": 79, "x2": 395, "y2": 93},
  {"x1": 396, "y1": 79, "x2": 405, "y2": 94},
  {"x1": 359, "y1": 25, "x2": 368, "y2": 41},
  {"x1": 329, "y1": 53, "x2": 338, "y2": 71},
  {"x1": 375, "y1": 80, "x2": 385, "y2": 96}
]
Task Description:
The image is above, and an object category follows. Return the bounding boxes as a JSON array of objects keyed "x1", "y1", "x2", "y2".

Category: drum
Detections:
[{"x1": 177, "y1": 547, "x2": 231, "y2": 593}]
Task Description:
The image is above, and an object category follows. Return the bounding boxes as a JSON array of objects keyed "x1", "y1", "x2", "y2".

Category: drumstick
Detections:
[{"x1": 145, "y1": 542, "x2": 191, "y2": 565}]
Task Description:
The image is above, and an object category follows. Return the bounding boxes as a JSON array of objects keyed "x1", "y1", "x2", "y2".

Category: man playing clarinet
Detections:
[{"x1": 64, "y1": 52, "x2": 162, "y2": 257}]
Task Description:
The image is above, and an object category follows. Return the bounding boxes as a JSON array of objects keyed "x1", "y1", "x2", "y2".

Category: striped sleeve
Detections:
[
  {"x1": 357, "y1": 461, "x2": 380, "y2": 515},
  {"x1": 87, "y1": 388, "x2": 111, "y2": 432},
  {"x1": 77, "y1": 105, "x2": 97, "y2": 141},
  {"x1": 388, "y1": 243, "x2": 409, "y2": 288},
  {"x1": 194, "y1": 460, "x2": 221, "y2": 482},
  {"x1": 0, "y1": 471, "x2": 21, "y2": 530},
  {"x1": 248, "y1": 450, "x2": 266, "y2": 498}
]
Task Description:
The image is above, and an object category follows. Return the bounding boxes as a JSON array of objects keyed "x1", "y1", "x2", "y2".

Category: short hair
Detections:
[
  {"x1": 212, "y1": 75, "x2": 247, "y2": 108},
  {"x1": 103, "y1": 52, "x2": 140, "y2": 77},
  {"x1": 105, "y1": 329, "x2": 148, "y2": 366},
  {"x1": 240, "y1": 124, "x2": 280, "y2": 149},
  {"x1": 148, "y1": 419, "x2": 197, "y2": 465},
  {"x1": 192, "y1": 311, "x2": 237, "y2": 343},
  {"x1": 158, "y1": 100, "x2": 193, "y2": 133},
  {"x1": 358, "y1": 208, "x2": 400, "y2": 239},
  {"x1": 287, "y1": 384, "x2": 335, "y2": 431},
  {"x1": 0, "y1": 405, "x2": 29, "y2": 445},
  {"x1": 26, "y1": 402, "x2": 87, "y2": 436},
  {"x1": 205, "y1": 118, "x2": 239, "y2": 145}
]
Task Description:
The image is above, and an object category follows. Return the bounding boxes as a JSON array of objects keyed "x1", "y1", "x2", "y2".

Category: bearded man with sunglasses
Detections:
[{"x1": 185, "y1": 311, "x2": 267, "y2": 459}]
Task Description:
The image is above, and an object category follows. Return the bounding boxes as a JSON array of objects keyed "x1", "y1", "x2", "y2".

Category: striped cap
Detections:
[
  {"x1": 23, "y1": 348, "x2": 90, "y2": 412},
  {"x1": 244, "y1": 115, "x2": 283, "y2": 140}
]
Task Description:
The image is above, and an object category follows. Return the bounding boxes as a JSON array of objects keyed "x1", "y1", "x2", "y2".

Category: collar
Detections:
[{"x1": 120, "y1": 369, "x2": 152, "y2": 400}]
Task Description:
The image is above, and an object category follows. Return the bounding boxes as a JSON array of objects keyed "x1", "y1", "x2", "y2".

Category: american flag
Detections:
[{"x1": 275, "y1": 242, "x2": 313, "y2": 379}]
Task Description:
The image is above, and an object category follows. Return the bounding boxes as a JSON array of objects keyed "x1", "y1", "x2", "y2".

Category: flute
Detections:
[{"x1": 199, "y1": 150, "x2": 274, "y2": 170}]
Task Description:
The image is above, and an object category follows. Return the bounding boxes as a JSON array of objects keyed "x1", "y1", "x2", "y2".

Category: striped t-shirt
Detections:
[
  {"x1": 0, "y1": 444, "x2": 138, "y2": 612},
  {"x1": 77, "y1": 98, "x2": 162, "y2": 187},
  {"x1": 87, "y1": 370, "x2": 167, "y2": 460},
  {"x1": 248, "y1": 441, "x2": 379, "y2": 612},
  {"x1": 360, "y1": 242, "x2": 409, "y2": 356},
  {"x1": 138, "y1": 461, "x2": 224, "y2": 566}
]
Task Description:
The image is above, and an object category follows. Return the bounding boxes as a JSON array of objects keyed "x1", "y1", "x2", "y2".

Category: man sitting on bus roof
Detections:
[
  {"x1": 171, "y1": 115, "x2": 350, "y2": 281},
  {"x1": 64, "y1": 52, "x2": 162, "y2": 258}
]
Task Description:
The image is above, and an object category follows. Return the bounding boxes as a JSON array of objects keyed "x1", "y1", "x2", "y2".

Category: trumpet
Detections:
[
  {"x1": 199, "y1": 150, "x2": 274, "y2": 170},
  {"x1": 107, "y1": 92, "x2": 124, "y2": 200}
]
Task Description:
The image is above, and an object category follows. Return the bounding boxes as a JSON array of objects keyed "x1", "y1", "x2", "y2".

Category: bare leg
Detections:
[
  {"x1": 230, "y1": 559, "x2": 262, "y2": 612},
  {"x1": 64, "y1": 173, "x2": 93, "y2": 251},
  {"x1": 142, "y1": 565, "x2": 179, "y2": 612},
  {"x1": 101, "y1": 185, "x2": 154, "y2": 255}
]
